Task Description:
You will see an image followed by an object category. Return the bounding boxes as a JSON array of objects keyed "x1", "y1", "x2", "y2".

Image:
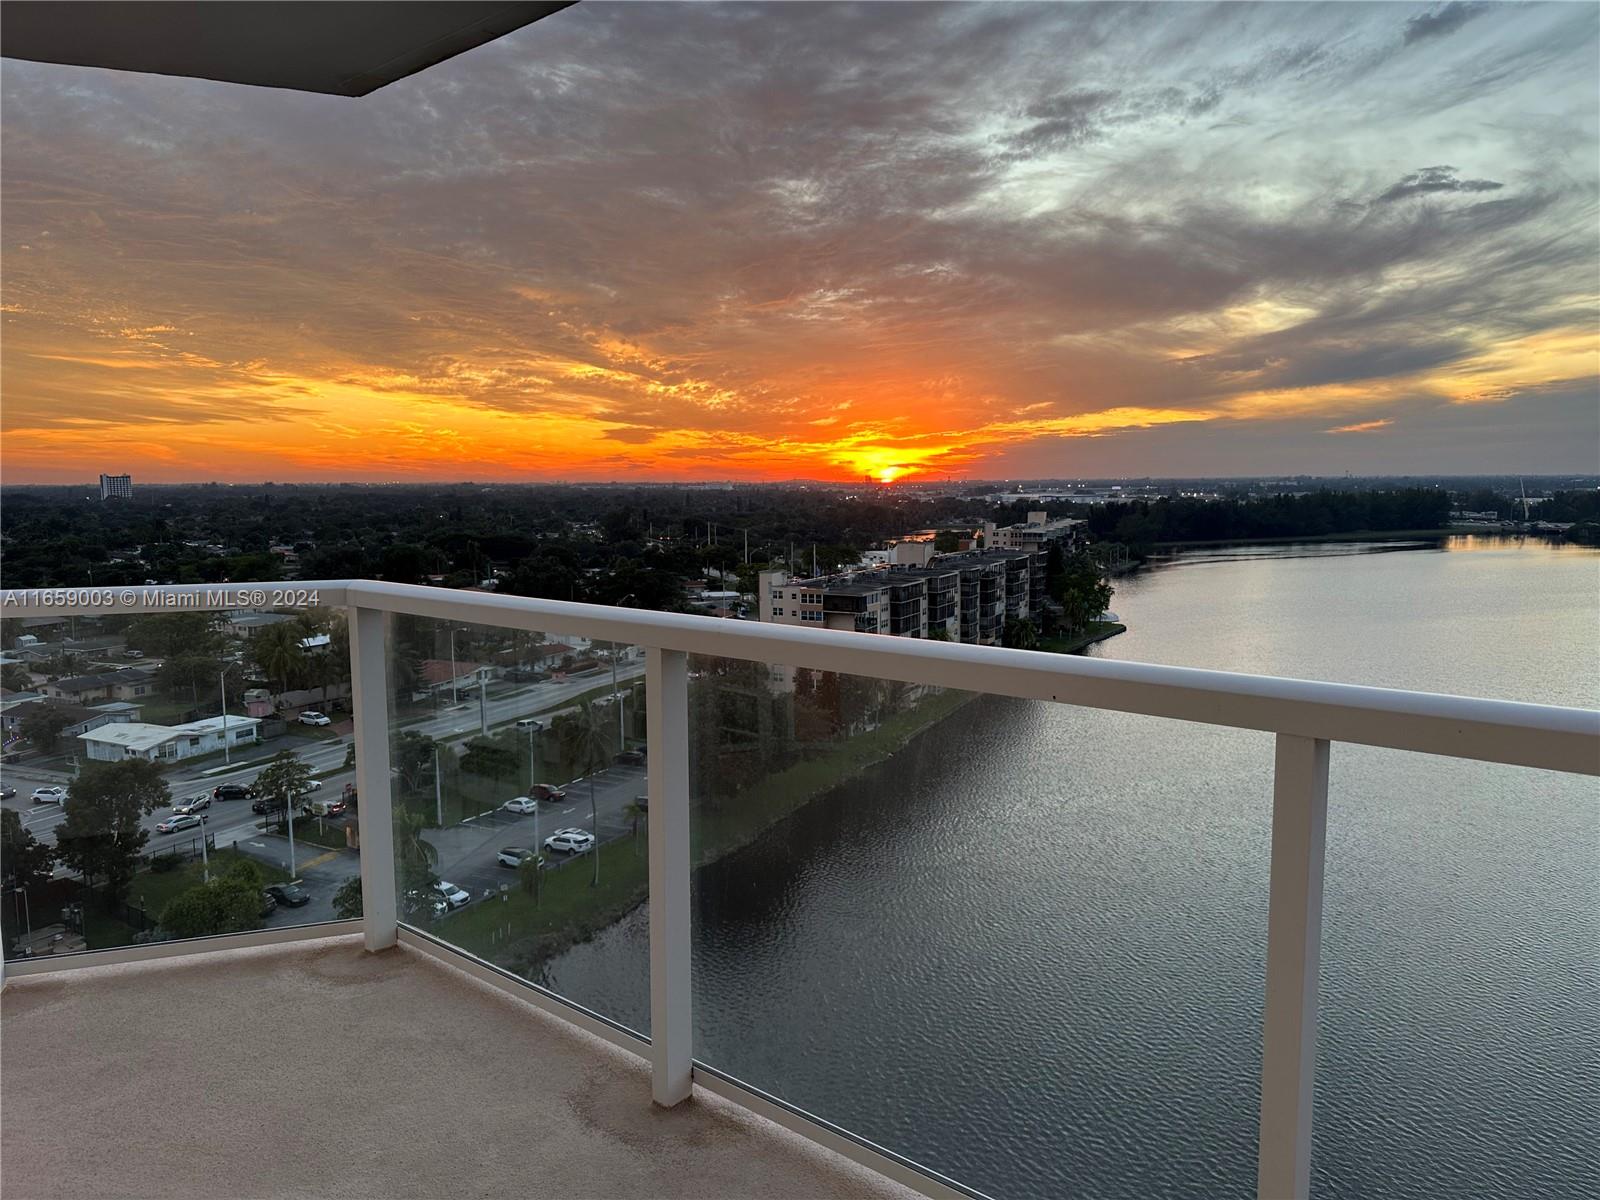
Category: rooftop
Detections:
[
  {"x1": 0, "y1": 935, "x2": 916, "y2": 1200},
  {"x1": 78, "y1": 713, "x2": 258, "y2": 750}
]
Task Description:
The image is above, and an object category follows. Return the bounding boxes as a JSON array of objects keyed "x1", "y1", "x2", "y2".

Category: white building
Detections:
[
  {"x1": 99, "y1": 473, "x2": 133, "y2": 501},
  {"x1": 79, "y1": 715, "x2": 261, "y2": 763},
  {"x1": 984, "y1": 511, "x2": 1085, "y2": 553}
]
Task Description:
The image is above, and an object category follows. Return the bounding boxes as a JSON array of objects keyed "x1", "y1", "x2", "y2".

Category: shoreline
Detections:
[
  {"x1": 1038, "y1": 621, "x2": 1127, "y2": 655},
  {"x1": 440, "y1": 685, "x2": 979, "y2": 970}
]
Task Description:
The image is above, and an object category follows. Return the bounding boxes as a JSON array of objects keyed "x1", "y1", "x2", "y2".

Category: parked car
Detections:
[
  {"x1": 213, "y1": 783, "x2": 254, "y2": 802},
  {"x1": 299, "y1": 711, "x2": 332, "y2": 726},
  {"x1": 301, "y1": 797, "x2": 345, "y2": 818},
  {"x1": 531, "y1": 783, "x2": 567, "y2": 803},
  {"x1": 496, "y1": 847, "x2": 541, "y2": 869},
  {"x1": 30, "y1": 786, "x2": 66, "y2": 805},
  {"x1": 614, "y1": 749, "x2": 645, "y2": 766},
  {"x1": 156, "y1": 813, "x2": 202, "y2": 834},
  {"x1": 264, "y1": 882, "x2": 309, "y2": 907},
  {"x1": 543, "y1": 829, "x2": 596, "y2": 855},
  {"x1": 502, "y1": 796, "x2": 539, "y2": 815},
  {"x1": 259, "y1": 891, "x2": 278, "y2": 919},
  {"x1": 172, "y1": 794, "x2": 212, "y2": 815},
  {"x1": 514, "y1": 717, "x2": 544, "y2": 731},
  {"x1": 433, "y1": 880, "x2": 470, "y2": 909},
  {"x1": 0, "y1": 785, "x2": 16, "y2": 800},
  {"x1": 123, "y1": 649, "x2": 145, "y2": 659},
  {"x1": 403, "y1": 890, "x2": 449, "y2": 920}
]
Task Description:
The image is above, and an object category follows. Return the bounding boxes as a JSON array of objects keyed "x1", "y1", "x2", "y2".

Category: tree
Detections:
[
  {"x1": 160, "y1": 654, "x2": 221, "y2": 705},
  {"x1": 460, "y1": 737, "x2": 518, "y2": 780},
  {"x1": 1002, "y1": 617, "x2": 1040, "y2": 651},
  {"x1": 1, "y1": 663, "x2": 34, "y2": 693},
  {"x1": 160, "y1": 858, "x2": 265, "y2": 938},
  {"x1": 395, "y1": 808, "x2": 441, "y2": 919},
  {"x1": 128, "y1": 613, "x2": 223, "y2": 660},
  {"x1": 55, "y1": 760, "x2": 169, "y2": 896},
  {"x1": 253, "y1": 622, "x2": 306, "y2": 699},
  {"x1": 392, "y1": 731, "x2": 438, "y2": 796},
  {"x1": 254, "y1": 751, "x2": 312, "y2": 821},
  {"x1": 517, "y1": 854, "x2": 543, "y2": 905},
  {"x1": 1, "y1": 808, "x2": 55, "y2": 893},
  {"x1": 332, "y1": 875, "x2": 364, "y2": 919},
  {"x1": 20, "y1": 705, "x2": 72, "y2": 755}
]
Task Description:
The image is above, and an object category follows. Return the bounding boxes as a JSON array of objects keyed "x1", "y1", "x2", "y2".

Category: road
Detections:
[{"x1": 0, "y1": 662, "x2": 647, "y2": 866}]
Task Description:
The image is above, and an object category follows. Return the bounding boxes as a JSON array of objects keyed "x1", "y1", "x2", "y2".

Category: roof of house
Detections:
[
  {"x1": 419, "y1": 659, "x2": 488, "y2": 686},
  {"x1": 49, "y1": 668, "x2": 155, "y2": 693},
  {"x1": 79, "y1": 714, "x2": 259, "y2": 751}
]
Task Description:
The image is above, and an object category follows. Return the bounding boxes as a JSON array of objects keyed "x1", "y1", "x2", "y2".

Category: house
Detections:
[
  {"x1": 2, "y1": 699, "x2": 141, "y2": 742},
  {"x1": 78, "y1": 715, "x2": 260, "y2": 763},
  {"x1": 418, "y1": 659, "x2": 493, "y2": 694},
  {"x1": 42, "y1": 668, "x2": 157, "y2": 704}
]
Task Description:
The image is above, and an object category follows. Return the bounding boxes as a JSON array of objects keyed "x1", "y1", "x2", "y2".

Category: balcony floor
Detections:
[{"x1": 1, "y1": 934, "x2": 918, "y2": 1200}]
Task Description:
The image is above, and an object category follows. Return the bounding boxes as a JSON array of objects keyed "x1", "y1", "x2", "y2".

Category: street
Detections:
[{"x1": 0, "y1": 661, "x2": 646, "y2": 863}]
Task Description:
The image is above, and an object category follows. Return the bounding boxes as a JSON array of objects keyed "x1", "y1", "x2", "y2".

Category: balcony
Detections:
[
  {"x1": 2, "y1": 580, "x2": 1596, "y2": 1200},
  {"x1": 1, "y1": 931, "x2": 920, "y2": 1200}
]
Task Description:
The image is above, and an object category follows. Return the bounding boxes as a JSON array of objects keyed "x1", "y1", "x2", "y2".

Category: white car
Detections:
[
  {"x1": 433, "y1": 880, "x2": 470, "y2": 909},
  {"x1": 156, "y1": 812, "x2": 202, "y2": 834},
  {"x1": 544, "y1": 829, "x2": 596, "y2": 855},
  {"x1": 172, "y1": 794, "x2": 212, "y2": 816},
  {"x1": 496, "y1": 847, "x2": 540, "y2": 869},
  {"x1": 502, "y1": 796, "x2": 539, "y2": 814},
  {"x1": 30, "y1": 786, "x2": 67, "y2": 805},
  {"x1": 302, "y1": 778, "x2": 323, "y2": 791},
  {"x1": 299, "y1": 711, "x2": 332, "y2": 726}
]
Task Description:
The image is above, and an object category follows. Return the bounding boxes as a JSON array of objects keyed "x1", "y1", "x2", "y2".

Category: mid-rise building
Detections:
[
  {"x1": 99, "y1": 473, "x2": 133, "y2": 501},
  {"x1": 983, "y1": 511, "x2": 1084, "y2": 553},
  {"x1": 760, "y1": 546, "x2": 1043, "y2": 646}
]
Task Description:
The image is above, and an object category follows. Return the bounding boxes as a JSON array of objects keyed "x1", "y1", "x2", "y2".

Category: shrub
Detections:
[{"x1": 149, "y1": 852, "x2": 184, "y2": 873}]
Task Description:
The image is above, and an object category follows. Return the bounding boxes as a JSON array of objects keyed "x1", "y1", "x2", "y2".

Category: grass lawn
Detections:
[
  {"x1": 84, "y1": 910, "x2": 141, "y2": 951},
  {"x1": 129, "y1": 848, "x2": 291, "y2": 919},
  {"x1": 435, "y1": 835, "x2": 649, "y2": 964},
  {"x1": 1037, "y1": 621, "x2": 1127, "y2": 655}
]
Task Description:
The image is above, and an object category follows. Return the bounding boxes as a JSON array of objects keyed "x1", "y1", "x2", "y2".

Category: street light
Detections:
[
  {"x1": 449, "y1": 627, "x2": 459, "y2": 705},
  {"x1": 198, "y1": 814, "x2": 210, "y2": 883}
]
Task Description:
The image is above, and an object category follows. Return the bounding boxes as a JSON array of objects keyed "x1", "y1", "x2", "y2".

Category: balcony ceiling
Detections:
[{"x1": 0, "y1": 1, "x2": 576, "y2": 96}]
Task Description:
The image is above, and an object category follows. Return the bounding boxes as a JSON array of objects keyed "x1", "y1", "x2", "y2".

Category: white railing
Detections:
[{"x1": 4, "y1": 579, "x2": 1597, "y2": 1200}]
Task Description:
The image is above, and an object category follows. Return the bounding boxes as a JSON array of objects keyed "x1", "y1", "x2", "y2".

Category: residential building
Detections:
[
  {"x1": 98, "y1": 473, "x2": 133, "y2": 500},
  {"x1": 78, "y1": 714, "x2": 260, "y2": 763},
  {"x1": 41, "y1": 667, "x2": 157, "y2": 704},
  {"x1": 418, "y1": 658, "x2": 493, "y2": 694},
  {"x1": 984, "y1": 510, "x2": 1085, "y2": 553}
]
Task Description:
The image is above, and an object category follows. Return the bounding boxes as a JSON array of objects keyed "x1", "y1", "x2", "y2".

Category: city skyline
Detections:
[{"x1": 3, "y1": 1, "x2": 1597, "y2": 483}]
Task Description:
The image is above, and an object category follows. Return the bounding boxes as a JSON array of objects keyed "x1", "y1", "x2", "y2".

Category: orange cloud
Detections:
[{"x1": 1325, "y1": 419, "x2": 1394, "y2": 434}]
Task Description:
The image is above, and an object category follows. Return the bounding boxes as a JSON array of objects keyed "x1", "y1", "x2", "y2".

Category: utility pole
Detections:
[
  {"x1": 199, "y1": 817, "x2": 210, "y2": 883},
  {"x1": 434, "y1": 744, "x2": 444, "y2": 827},
  {"x1": 286, "y1": 799, "x2": 297, "y2": 877},
  {"x1": 478, "y1": 673, "x2": 488, "y2": 737},
  {"x1": 744, "y1": 528, "x2": 749, "y2": 564},
  {"x1": 449, "y1": 628, "x2": 459, "y2": 704},
  {"x1": 219, "y1": 669, "x2": 230, "y2": 764}
]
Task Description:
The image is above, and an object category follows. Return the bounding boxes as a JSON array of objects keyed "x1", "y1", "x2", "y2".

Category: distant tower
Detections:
[{"x1": 99, "y1": 473, "x2": 133, "y2": 500}]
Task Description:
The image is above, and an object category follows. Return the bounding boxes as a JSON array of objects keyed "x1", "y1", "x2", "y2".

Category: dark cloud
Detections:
[
  {"x1": 1376, "y1": 165, "x2": 1504, "y2": 204},
  {"x1": 1, "y1": 0, "x2": 1596, "y2": 479},
  {"x1": 1404, "y1": 3, "x2": 1488, "y2": 46}
]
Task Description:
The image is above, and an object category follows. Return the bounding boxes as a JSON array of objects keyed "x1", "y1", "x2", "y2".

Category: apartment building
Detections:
[
  {"x1": 761, "y1": 546, "x2": 1041, "y2": 647},
  {"x1": 984, "y1": 510, "x2": 1085, "y2": 553}
]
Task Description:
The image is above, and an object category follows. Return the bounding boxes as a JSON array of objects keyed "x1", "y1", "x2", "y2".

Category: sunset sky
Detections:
[{"x1": 2, "y1": 1, "x2": 1597, "y2": 484}]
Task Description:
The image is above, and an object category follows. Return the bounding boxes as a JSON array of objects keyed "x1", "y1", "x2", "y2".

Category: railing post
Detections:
[
  {"x1": 646, "y1": 646, "x2": 692, "y2": 1106},
  {"x1": 349, "y1": 605, "x2": 397, "y2": 952},
  {"x1": 1258, "y1": 734, "x2": 1330, "y2": 1200}
]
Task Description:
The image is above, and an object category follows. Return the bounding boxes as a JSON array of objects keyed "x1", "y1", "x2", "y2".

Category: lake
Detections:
[{"x1": 545, "y1": 536, "x2": 1600, "y2": 1199}]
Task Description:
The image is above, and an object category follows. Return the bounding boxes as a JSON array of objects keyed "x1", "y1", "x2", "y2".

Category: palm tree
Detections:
[
  {"x1": 566, "y1": 702, "x2": 609, "y2": 887},
  {"x1": 254, "y1": 623, "x2": 305, "y2": 703}
]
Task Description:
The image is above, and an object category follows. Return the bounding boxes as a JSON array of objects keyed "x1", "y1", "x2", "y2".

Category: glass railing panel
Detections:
[
  {"x1": 667, "y1": 658, "x2": 1276, "y2": 1199},
  {"x1": 1313, "y1": 748, "x2": 1599, "y2": 1199},
  {"x1": 385, "y1": 613, "x2": 648, "y2": 1035},
  {"x1": 1, "y1": 606, "x2": 351, "y2": 959}
]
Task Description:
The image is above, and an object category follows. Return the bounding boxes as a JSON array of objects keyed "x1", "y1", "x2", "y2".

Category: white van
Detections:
[{"x1": 515, "y1": 718, "x2": 544, "y2": 732}]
